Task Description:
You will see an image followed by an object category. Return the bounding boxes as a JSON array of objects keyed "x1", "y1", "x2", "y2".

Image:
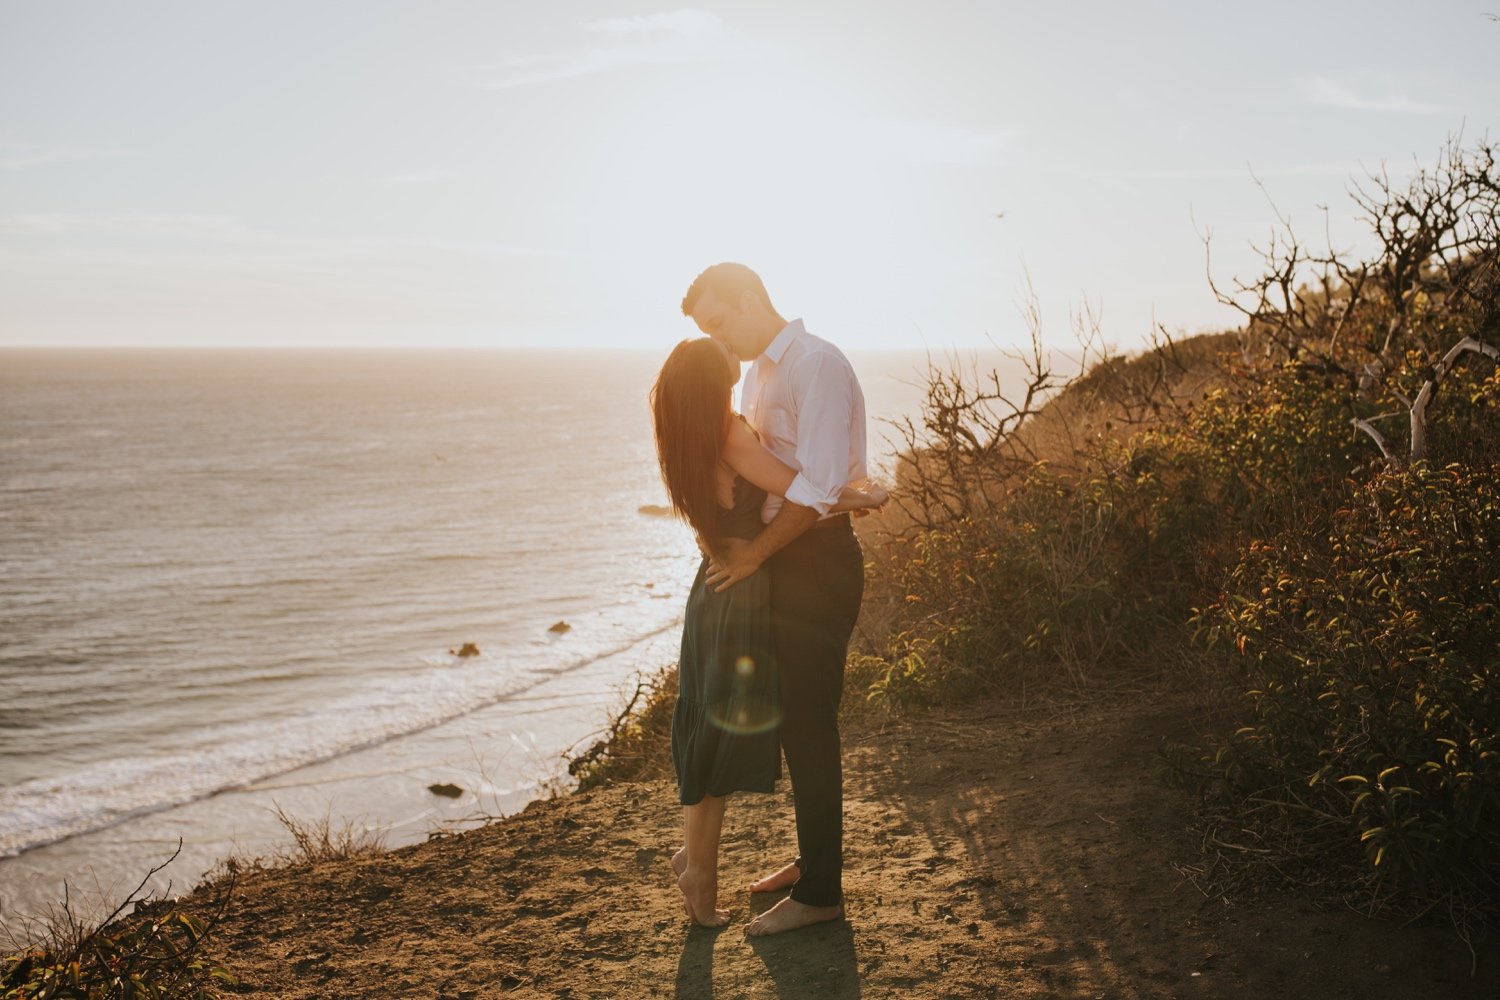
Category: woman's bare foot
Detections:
[
  {"x1": 745, "y1": 896, "x2": 843, "y2": 937},
  {"x1": 672, "y1": 847, "x2": 687, "y2": 878},
  {"x1": 677, "y1": 868, "x2": 730, "y2": 927},
  {"x1": 747, "y1": 860, "x2": 801, "y2": 894}
]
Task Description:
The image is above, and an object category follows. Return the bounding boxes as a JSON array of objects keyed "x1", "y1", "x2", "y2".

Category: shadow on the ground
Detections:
[
  {"x1": 674, "y1": 922, "x2": 727, "y2": 999},
  {"x1": 861, "y1": 696, "x2": 1498, "y2": 1000},
  {"x1": 670, "y1": 904, "x2": 860, "y2": 1000},
  {"x1": 747, "y1": 906, "x2": 860, "y2": 1000}
]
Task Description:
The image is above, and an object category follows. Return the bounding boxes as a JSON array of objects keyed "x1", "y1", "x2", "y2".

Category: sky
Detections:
[{"x1": 1, "y1": 1, "x2": 1496, "y2": 352}]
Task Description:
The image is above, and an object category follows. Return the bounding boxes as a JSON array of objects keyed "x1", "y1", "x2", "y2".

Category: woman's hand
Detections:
[
  {"x1": 832, "y1": 479, "x2": 888, "y2": 514},
  {"x1": 722, "y1": 417, "x2": 888, "y2": 517}
]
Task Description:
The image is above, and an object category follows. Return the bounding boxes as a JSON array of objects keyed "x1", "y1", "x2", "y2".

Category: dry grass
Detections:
[{"x1": 265, "y1": 804, "x2": 388, "y2": 866}]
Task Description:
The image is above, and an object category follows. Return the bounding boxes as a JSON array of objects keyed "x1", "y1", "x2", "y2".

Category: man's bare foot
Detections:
[
  {"x1": 747, "y1": 861, "x2": 800, "y2": 894},
  {"x1": 677, "y1": 869, "x2": 730, "y2": 928},
  {"x1": 745, "y1": 895, "x2": 843, "y2": 937},
  {"x1": 672, "y1": 847, "x2": 687, "y2": 878}
]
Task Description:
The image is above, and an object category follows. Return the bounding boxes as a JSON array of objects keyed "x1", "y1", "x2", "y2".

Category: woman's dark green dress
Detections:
[{"x1": 672, "y1": 476, "x2": 781, "y2": 805}]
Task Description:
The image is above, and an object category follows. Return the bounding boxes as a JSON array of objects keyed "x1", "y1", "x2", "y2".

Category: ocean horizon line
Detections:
[{"x1": 0, "y1": 343, "x2": 998, "y2": 354}]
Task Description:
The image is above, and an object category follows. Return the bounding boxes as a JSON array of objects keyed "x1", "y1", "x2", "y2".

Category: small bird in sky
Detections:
[{"x1": 994, "y1": 211, "x2": 1006, "y2": 220}]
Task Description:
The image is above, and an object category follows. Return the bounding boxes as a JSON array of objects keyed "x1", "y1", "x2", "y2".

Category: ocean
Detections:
[{"x1": 0, "y1": 346, "x2": 947, "y2": 935}]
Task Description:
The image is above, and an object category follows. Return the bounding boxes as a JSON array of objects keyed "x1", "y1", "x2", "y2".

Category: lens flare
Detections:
[{"x1": 708, "y1": 655, "x2": 781, "y2": 734}]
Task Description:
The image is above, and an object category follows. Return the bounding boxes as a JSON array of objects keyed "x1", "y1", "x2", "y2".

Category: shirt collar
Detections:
[{"x1": 760, "y1": 318, "x2": 804, "y2": 365}]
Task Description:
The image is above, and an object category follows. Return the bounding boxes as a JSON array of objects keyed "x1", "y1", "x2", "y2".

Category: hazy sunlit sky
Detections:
[{"x1": 2, "y1": 2, "x2": 1496, "y2": 351}]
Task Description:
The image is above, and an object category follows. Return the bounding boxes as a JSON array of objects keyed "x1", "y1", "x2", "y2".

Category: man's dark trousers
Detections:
[{"x1": 767, "y1": 518, "x2": 864, "y2": 907}]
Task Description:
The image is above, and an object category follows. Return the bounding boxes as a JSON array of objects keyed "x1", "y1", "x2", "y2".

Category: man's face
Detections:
[
  {"x1": 689, "y1": 288, "x2": 759, "y2": 363},
  {"x1": 709, "y1": 336, "x2": 741, "y2": 386}
]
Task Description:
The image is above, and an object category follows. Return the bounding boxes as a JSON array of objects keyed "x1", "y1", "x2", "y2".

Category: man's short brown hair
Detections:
[{"x1": 680, "y1": 262, "x2": 776, "y2": 316}]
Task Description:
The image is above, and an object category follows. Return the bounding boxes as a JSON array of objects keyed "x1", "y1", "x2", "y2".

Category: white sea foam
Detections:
[{"x1": 0, "y1": 617, "x2": 684, "y2": 856}]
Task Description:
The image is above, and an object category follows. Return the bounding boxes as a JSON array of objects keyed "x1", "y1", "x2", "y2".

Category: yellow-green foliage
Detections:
[
  {"x1": 568, "y1": 667, "x2": 679, "y2": 790},
  {"x1": 873, "y1": 455, "x2": 1204, "y2": 694},
  {"x1": 2, "y1": 909, "x2": 233, "y2": 1000},
  {"x1": 1199, "y1": 464, "x2": 1500, "y2": 908},
  {"x1": 1174, "y1": 365, "x2": 1373, "y2": 528}
]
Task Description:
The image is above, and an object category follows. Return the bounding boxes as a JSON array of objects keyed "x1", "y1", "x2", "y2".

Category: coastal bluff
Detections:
[{"x1": 181, "y1": 690, "x2": 1491, "y2": 999}]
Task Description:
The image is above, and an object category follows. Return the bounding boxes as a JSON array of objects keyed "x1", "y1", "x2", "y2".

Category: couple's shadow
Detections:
[{"x1": 674, "y1": 893, "x2": 860, "y2": 1000}]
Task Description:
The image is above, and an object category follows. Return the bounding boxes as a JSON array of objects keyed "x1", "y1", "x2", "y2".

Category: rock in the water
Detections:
[
  {"x1": 548, "y1": 621, "x2": 571, "y2": 634},
  {"x1": 637, "y1": 504, "x2": 672, "y2": 517},
  {"x1": 427, "y1": 782, "x2": 463, "y2": 798},
  {"x1": 449, "y1": 642, "x2": 480, "y2": 658}
]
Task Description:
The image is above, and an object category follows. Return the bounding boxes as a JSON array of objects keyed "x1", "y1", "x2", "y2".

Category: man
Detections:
[{"x1": 681, "y1": 262, "x2": 869, "y2": 937}]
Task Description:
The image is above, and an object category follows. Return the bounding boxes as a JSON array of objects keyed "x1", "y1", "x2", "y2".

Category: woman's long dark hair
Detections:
[{"x1": 650, "y1": 338, "x2": 735, "y2": 558}]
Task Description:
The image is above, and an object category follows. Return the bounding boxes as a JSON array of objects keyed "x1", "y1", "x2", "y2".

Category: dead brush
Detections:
[{"x1": 268, "y1": 803, "x2": 388, "y2": 865}]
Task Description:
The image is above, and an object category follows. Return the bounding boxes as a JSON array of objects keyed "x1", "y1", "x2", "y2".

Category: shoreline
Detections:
[{"x1": 0, "y1": 628, "x2": 684, "y2": 943}]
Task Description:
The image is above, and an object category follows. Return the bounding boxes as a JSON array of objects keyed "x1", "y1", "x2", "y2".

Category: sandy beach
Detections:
[{"x1": 177, "y1": 687, "x2": 1495, "y2": 999}]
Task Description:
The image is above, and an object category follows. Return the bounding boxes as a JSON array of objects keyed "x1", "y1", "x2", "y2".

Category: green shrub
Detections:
[
  {"x1": 567, "y1": 667, "x2": 679, "y2": 790},
  {"x1": 1169, "y1": 363, "x2": 1373, "y2": 536},
  {"x1": 1198, "y1": 463, "x2": 1500, "y2": 914},
  {"x1": 2, "y1": 912, "x2": 232, "y2": 1000},
  {"x1": 850, "y1": 648, "x2": 937, "y2": 713},
  {"x1": 872, "y1": 441, "x2": 1224, "y2": 698},
  {"x1": 2, "y1": 848, "x2": 234, "y2": 1000}
]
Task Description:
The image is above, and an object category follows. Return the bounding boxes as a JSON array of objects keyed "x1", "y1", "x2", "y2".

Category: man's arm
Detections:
[
  {"x1": 722, "y1": 417, "x2": 885, "y2": 513},
  {"x1": 781, "y1": 353, "x2": 855, "y2": 514},
  {"x1": 704, "y1": 501, "x2": 819, "y2": 592},
  {"x1": 706, "y1": 346, "x2": 863, "y2": 591}
]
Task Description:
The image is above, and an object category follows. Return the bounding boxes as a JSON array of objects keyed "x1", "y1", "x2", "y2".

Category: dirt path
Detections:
[{"x1": 196, "y1": 691, "x2": 1494, "y2": 998}]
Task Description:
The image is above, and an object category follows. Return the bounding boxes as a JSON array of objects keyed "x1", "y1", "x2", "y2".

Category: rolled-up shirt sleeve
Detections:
[{"x1": 783, "y1": 353, "x2": 854, "y2": 515}]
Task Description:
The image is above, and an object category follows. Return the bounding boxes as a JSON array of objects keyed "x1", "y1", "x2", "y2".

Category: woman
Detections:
[{"x1": 649, "y1": 336, "x2": 884, "y2": 927}]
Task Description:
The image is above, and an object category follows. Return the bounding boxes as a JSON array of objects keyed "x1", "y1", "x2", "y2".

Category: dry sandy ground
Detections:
[{"x1": 189, "y1": 691, "x2": 1495, "y2": 999}]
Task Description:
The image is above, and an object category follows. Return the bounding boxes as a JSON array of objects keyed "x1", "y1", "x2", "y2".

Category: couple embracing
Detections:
[{"x1": 649, "y1": 263, "x2": 885, "y2": 936}]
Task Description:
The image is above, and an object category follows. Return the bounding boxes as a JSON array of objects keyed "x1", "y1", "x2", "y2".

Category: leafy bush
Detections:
[
  {"x1": 866, "y1": 435, "x2": 1225, "y2": 698},
  {"x1": 567, "y1": 667, "x2": 679, "y2": 790},
  {"x1": 2, "y1": 912, "x2": 231, "y2": 1000},
  {"x1": 1170, "y1": 364, "x2": 1373, "y2": 535},
  {"x1": 1197, "y1": 463, "x2": 1500, "y2": 916},
  {"x1": 1, "y1": 847, "x2": 234, "y2": 1000}
]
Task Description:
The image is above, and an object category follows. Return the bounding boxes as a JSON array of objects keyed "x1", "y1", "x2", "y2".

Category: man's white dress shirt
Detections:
[{"x1": 740, "y1": 318, "x2": 868, "y2": 523}]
